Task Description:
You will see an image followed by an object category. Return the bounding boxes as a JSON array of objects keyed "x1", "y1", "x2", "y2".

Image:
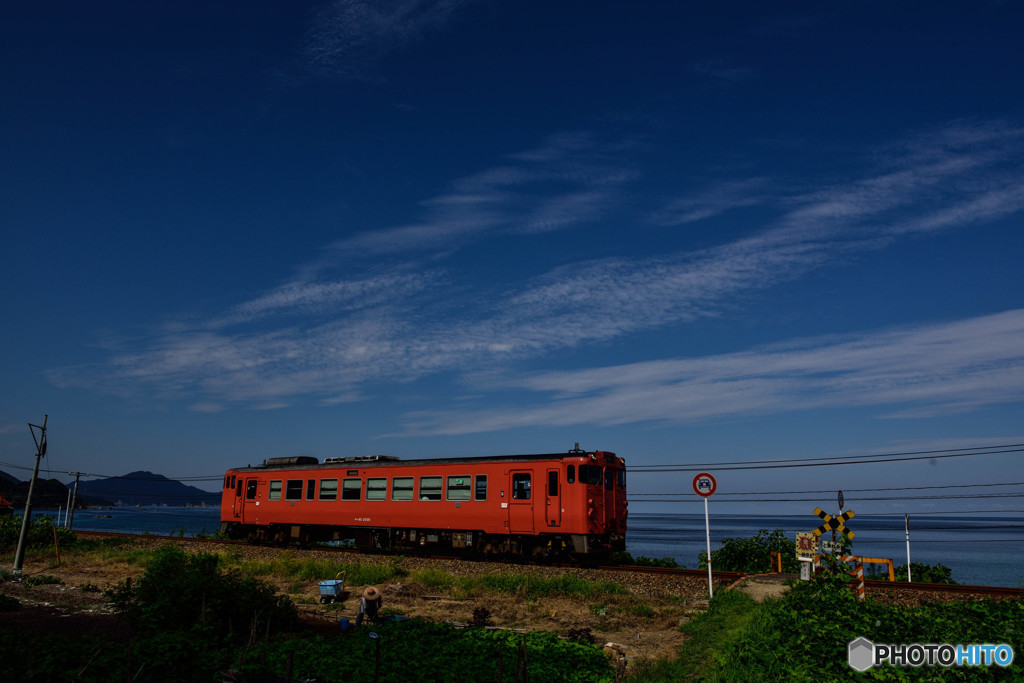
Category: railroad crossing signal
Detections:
[{"x1": 813, "y1": 507, "x2": 855, "y2": 538}]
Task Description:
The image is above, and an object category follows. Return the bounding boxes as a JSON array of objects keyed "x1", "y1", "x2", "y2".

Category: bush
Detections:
[
  {"x1": 698, "y1": 528, "x2": 799, "y2": 573},
  {"x1": 106, "y1": 545, "x2": 297, "y2": 638},
  {"x1": 0, "y1": 513, "x2": 76, "y2": 550},
  {"x1": 707, "y1": 573, "x2": 1023, "y2": 681},
  {"x1": 894, "y1": 561, "x2": 958, "y2": 584}
]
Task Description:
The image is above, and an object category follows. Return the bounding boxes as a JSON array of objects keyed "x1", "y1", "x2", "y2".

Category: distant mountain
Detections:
[
  {"x1": 76, "y1": 471, "x2": 220, "y2": 507},
  {"x1": 0, "y1": 469, "x2": 218, "y2": 508},
  {"x1": 0, "y1": 470, "x2": 107, "y2": 509}
]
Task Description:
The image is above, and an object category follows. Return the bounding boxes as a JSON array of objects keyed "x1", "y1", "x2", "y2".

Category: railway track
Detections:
[{"x1": 71, "y1": 530, "x2": 1023, "y2": 598}]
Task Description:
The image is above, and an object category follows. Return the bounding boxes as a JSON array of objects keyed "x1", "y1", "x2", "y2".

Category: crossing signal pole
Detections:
[{"x1": 13, "y1": 415, "x2": 47, "y2": 576}]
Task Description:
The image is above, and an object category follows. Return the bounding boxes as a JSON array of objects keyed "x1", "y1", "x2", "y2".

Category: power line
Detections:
[
  {"x1": 0, "y1": 460, "x2": 221, "y2": 482},
  {"x1": 631, "y1": 481, "x2": 1024, "y2": 496},
  {"x1": 629, "y1": 443, "x2": 1024, "y2": 472}
]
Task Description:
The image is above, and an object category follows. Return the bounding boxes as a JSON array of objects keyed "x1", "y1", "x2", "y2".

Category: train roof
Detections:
[{"x1": 228, "y1": 449, "x2": 621, "y2": 473}]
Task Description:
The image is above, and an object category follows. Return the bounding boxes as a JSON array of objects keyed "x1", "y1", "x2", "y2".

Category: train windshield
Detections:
[{"x1": 577, "y1": 464, "x2": 602, "y2": 485}]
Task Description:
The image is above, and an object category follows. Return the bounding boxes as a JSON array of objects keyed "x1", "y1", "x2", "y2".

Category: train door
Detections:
[
  {"x1": 508, "y1": 470, "x2": 534, "y2": 533},
  {"x1": 545, "y1": 468, "x2": 561, "y2": 527},
  {"x1": 231, "y1": 476, "x2": 243, "y2": 520},
  {"x1": 242, "y1": 477, "x2": 259, "y2": 523}
]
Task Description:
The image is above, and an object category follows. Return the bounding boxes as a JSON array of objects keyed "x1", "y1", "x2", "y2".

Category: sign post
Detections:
[
  {"x1": 905, "y1": 513, "x2": 912, "y2": 583},
  {"x1": 693, "y1": 473, "x2": 717, "y2": 598}
]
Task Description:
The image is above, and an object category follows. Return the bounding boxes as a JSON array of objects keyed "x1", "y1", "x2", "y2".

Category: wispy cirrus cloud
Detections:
[
  {"x1": 45, "y1": 121, "x2": 1024, "y2": 419},
  {"x1": 304, "y1": 0, "x2": 479, "y2": 80},
  {"x1": 399, "y1": 309, "x2": 1024, "y2": 435},
  {"x1": 326, "y1": 131, "x2": 637, "y2": 258}
]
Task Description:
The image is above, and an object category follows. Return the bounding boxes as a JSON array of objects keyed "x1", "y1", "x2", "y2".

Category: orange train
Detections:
[{"x1": 219, "y1": 445, "x2": 627, "y2": 559}]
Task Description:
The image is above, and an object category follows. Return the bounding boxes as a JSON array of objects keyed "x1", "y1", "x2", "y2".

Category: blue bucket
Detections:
[{"x1": 339, "y1": 617, "x2": 350, "y2": 631}]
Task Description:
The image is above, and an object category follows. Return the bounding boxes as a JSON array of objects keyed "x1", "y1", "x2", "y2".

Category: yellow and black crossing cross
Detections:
[{"x1": 813, "y1": 507, "x2": 855, "y2": 538}]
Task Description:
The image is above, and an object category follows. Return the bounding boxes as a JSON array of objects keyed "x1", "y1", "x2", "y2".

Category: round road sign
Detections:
[{"x1": 693, "y1": 472, "x2": 717, "y2": 497}]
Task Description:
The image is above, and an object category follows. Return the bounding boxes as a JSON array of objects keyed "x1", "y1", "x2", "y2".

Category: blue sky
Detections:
[{"x1": 2, "y1": 1, "x2": 1023, "y2": 518}]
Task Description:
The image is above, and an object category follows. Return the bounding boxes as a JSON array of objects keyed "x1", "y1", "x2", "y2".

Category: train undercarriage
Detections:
[{"x1": 220, "y1": 521, "x2": 625, "y2": 561}]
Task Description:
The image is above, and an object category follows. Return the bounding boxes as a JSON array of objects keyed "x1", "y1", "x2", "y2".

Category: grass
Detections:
[{"x1": 626, "y1": 589, "x2": 758, "y2": 683}]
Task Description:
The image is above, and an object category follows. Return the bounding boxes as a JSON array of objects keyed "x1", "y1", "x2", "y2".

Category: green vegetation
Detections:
[
  {"x1": 892, "y1": 561, "x2": 958, "y2": 584},
  {"x1": 409, "y1": 566, "x2": 627, "y2": 601},
  {"x1": 236, "y1": 551, "x2": 407, "y2": 585},
  {"x1": 628, "y1": 589, "x2": 758, "y2": 682},
  {"x1": 244, "y1": 620, "x2": 614, "y2": 683},
  {"x1": 629, "y1": 573, "x2": 1024, "y2": 682},
  {"x1": 616, "y1": 551, "x2": 683, "y2": 568},
  {"x1": 0, "y1": 513, "x2": 76, "y2": 550},
  {"x1": 698, "y1": 528, "x2": 800, "y2": 573},
  {"x1": 0, "y1": 541, "x2": 617, "y2": 682},
  {"x1": 106, "y1": 545, "x2": 298, "y2": 636}
]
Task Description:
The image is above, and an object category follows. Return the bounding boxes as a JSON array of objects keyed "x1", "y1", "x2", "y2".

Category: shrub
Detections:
[
  {"x1": 106, "y1": 545, "x2": 296, "y2": 638},
  {"x1": 698, "y1": 528, "x2": 799, "y2": 573},
  {"x1": 0, "y1": 513, "x2": 76, "y2": 550},
  {"x1": 893, "y1": 561, "x2": 958, "y2": 584}
]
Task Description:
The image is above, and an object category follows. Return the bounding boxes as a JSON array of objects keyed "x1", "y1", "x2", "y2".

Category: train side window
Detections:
[
  {"x1": 548, "y1": 471, "x2": 558, "y2": 497},
  {"x1": 566, "y1": 465, "x2": 574, "y2": 484},
  {"x1": 268, "y1": 480, "x2": 281, "y2": 501},
  {"x1": 392, "y1": 477, "x2": 414, "y2": 501},
  {"x1": 512, "y1": 473, "x2": 531, "y2": 500},
  {"x1": 419, "y1": 476, "x2": 442, "y2": 501},
  {"x1": 285, "y1": 479, "x2": 303, "y2": 501},
  {"x1": 605, "y1": 469, "x2": 613, "y2": 491},
  {"x1": 342, "y1": 478, "x2": 362, "y2": 501},
  {"x1": 367, "y1": 477, "x2": 387, "y2": 501},
  {"x1": 319, "y1": 479, "x2": 338, "y2": 501},
  {"x1": 617, "y1": 469, "x2": 626, "y2": 487},
  {"x1": 306, "y1": 479, "x2": 316, "y2": 501},
  {"x1": 237, "y1": 480, "x2": 243, "y2": 497},
  {"x1": 447, "y1": 475, "x2": 471, "y2": 501},
  {"x1": 474, "y1": 475, "x2": 487, "y2": 501}
]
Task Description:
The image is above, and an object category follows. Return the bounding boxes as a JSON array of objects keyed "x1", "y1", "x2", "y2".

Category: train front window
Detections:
[
  {"x1": 268, "y1": 480, "x2": 281, "y2": 501},
  {"x1": 392, "y1": 477, "x2": 413, "y2": 501},
  {"x1": 367, "y1": 478, "x2": 387, "y2": 501},
  {"x1": 447, "y1": 475, "x2": 471, "y2": 501},
  {"x1": 474, "y1": 475, "x2": 487, "y2": 501},
  {"x1": 605, "y1": 469, "x2": 613, "y2": 491},
  {"x1": 578, "y1": 464, "x2": 601, "y2": 485},
  {"x1": 285, "y1": 480, "x2": 303, "y2": 500},
  {"x1": 419, "y1": 476, "x2": 442, "y2": 501},
  {"x1": 319, "y1": 479, "x2": 338, "y2": 501},
  {"x1": 512, "y1": 473, "x2": 531, "y2": 500}
]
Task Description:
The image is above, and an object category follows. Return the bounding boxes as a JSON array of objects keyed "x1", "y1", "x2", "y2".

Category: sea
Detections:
[{"x1": 35, "y1": 507, "x2": 1024, "y2": 588}]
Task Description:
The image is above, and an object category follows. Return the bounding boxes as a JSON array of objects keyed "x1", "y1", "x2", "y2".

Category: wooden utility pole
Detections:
[{"x1": 13, "y1": 415, "x2": 47, "y2": 575}]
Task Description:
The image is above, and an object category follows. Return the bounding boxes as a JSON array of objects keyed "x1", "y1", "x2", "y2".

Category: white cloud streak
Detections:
[
  {"x1": 45, "y1": 121, "x2": 1024, "y2": 425},
  {"x1": 402, "y1": 309, "x2": 1024, "y2": 435},
  {"x1": 304, "y1": 0, "x2": 478, "y2": 80}
]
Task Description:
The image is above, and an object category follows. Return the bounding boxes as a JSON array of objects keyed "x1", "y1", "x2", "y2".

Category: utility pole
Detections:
[
  {"x1": 67, "y1": 472, "x2": 85, "y2": 530},
  {"x1": 13, "y1": 415, "x2": 47, "y2": 576}
]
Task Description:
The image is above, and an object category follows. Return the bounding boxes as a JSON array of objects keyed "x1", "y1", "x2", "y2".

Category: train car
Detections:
[{"x1": 219, "y1": 445, "x2": 626, "y2": 559}]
